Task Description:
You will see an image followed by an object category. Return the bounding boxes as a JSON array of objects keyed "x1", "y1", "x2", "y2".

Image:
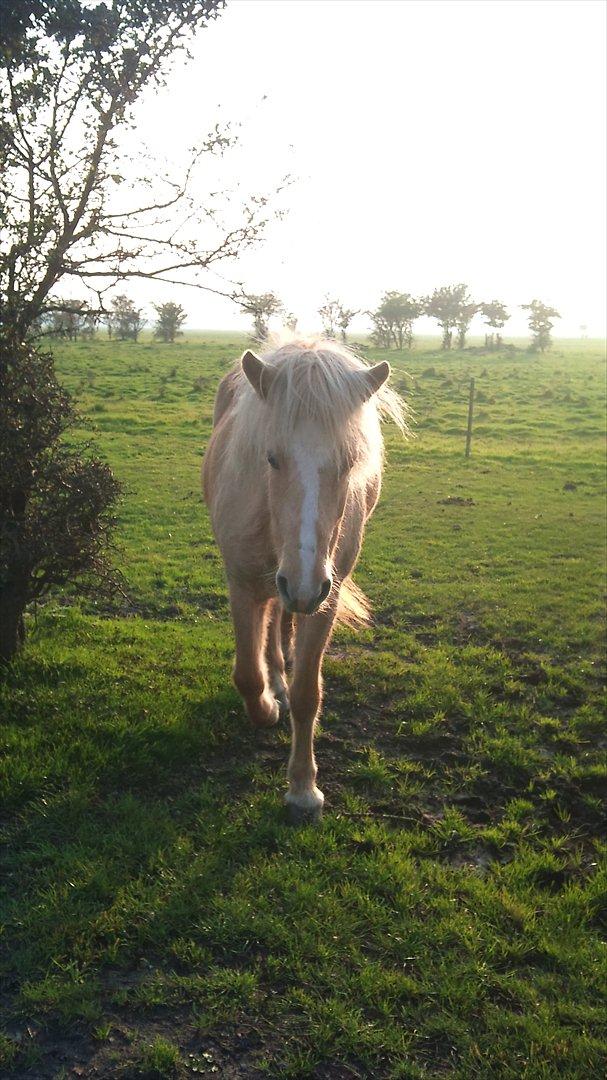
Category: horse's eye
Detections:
[{"x1": 267, "y1": 452, "x2": 279, "y2": 470}]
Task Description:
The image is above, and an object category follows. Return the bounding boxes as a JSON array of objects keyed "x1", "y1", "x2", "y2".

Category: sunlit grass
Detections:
[{"x1": 1, "y1": 333, "x2": 605, "y2": 1077}]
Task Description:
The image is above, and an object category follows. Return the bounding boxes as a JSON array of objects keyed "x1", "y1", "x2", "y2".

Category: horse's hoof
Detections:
[
  {"x1": 286, "y1": 802, "x2": 323, "y2": 826},
  {"x1": 269, "y1": 673, "x2": 290, "y2": 718},
  {"x1": 250, "y1": 697, "x2": 281, "y2": 728},
  {"x1": 284, "y1": 789, "x2": 324, "y2": 826},
  {"x1": 276, "y1": 689, "x2": 290, "y2": 719}
]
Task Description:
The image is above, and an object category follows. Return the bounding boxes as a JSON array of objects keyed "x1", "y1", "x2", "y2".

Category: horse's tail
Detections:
[{"x1": 337, "y1": 576, "x2": 372, "y2": 628}]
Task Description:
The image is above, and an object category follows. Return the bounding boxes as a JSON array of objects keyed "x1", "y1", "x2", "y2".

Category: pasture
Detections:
[{"x1": 1, "y1": 333, "x2": 605, "y2": 1078}]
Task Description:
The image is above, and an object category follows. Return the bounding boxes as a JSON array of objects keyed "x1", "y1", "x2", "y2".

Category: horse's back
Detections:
[
  {"x1": 203, "y1": 369, "x2": 239, "y2": 505},
  {"x1": 212, "y1": 368, "x2": 240, "y2": 428}
]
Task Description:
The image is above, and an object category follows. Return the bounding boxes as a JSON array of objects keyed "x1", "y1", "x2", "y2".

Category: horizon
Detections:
[{"x1": 92, "y1": 323, "x2": 607, "y2": 344}]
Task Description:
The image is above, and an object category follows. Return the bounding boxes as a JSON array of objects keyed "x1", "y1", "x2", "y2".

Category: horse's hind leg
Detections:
[
  {"x1": 281, "y1": 609, "x2": 294, "y2": 670},
  {"x1": 229, "y1": 584, "x2": 279, "y2": 728},
  {"x1": 265, "y1": 600, "x2": 289, "y2": 716}
]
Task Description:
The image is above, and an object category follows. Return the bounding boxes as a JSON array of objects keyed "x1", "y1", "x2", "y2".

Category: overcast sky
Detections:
[{"x1": 129, "y1": 0, "x2": 606, "y2": 337}]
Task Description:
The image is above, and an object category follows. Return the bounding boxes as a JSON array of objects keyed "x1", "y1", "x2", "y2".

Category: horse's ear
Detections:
[
  {"x1": 361, "y1": 360, "x2": 391, "y2": 400},
  {"x1": 241, "y1": 350, "x2": 275, "y2": 400}
]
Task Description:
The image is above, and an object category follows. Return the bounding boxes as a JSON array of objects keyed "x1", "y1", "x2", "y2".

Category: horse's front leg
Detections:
[
  {"x1": 286, "y1": 605, "x2": 337, "y2": 823},
  {"x1": 229, "y1": 583, "x2": 280, "y2": 728}
]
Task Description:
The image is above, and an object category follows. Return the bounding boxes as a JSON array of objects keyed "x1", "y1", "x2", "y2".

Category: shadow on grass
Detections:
[{"x1": 2, "y1": 619, "x2": 605, "y2": 1078}]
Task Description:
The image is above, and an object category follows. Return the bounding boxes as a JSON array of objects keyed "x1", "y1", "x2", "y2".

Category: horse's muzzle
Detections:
[{"x1": 276, "y1": 573, "x2": 332, "y2": 615}]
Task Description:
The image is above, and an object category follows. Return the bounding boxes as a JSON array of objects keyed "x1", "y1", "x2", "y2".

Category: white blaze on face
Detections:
[{"x1": 293, "y1": 436, "x2": 327, "y2": 598}]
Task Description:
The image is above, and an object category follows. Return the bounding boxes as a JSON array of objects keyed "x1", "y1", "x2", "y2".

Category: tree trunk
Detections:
[{"x1": 0, "y1": 587, "x2": 27, "y2": 664}]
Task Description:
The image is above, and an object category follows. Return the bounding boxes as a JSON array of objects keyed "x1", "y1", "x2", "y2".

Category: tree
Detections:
[
  {"x1": 336, "y1": 304, "x2": 358, "y2": 343},
  {"x1": 522, "y1": 300, "x2": 560, "y2": 353},
  {"x1": 425, "y1": 284, "x2": 476, "y2": 350},
  {"x1": 318, "y1": 297, "x2": 341, "y2": 339},
  {"x1": 0, "y1": 1, "x2": 282, "y2": 661},
  {"x1": 48, "y1": 303, "x2": 85, "y2": 340},
  {"x1": 1, "y1": 0, "x2": 280, "y2": 340},
  {"x1": 318, "y1": 298, "x2": 357, "y2": 342},
  {"x1": 153, "y1": 301, "x2": 187, "y2": 343},
  {"x1": 40, "y1": 298, "x2": 98, "y2": 340},
  {"x1": 368, "y1": 308, "x2": 391, "y2": 350},
  {"x1": 0, "y1": 341, "x2": 120, "y2": 661},
  {"x1": 110, "y1": 295, "x2": 145, "y2": 341},
  {"x1": 240, "y1": 292, "x2": 283, "y2": 342},
  {"x1": 455, "y1": 301, "x2": 480, "y2": 350},
  {"x1": 481, "y1": 300, "x2": 509, "y2": 350},
  {"x1": 368, "y1": 292, "x2": 422, "y2": 350},
  {"x1": 80, "y1": 305, "x2": 98, "y2": 340}
]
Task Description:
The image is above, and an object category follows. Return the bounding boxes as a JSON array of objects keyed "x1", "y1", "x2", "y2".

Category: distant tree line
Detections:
[
  {"x1": 239, "y1": 286, "x2": 561, "y2": 354},
  {"x1": 38, "y1": 297, "x2": 188, "y2": 344},
  {"x1": 40, "y1": 287, "x2": 561, "y2": 356},
  {"x1": 366, "y1": 287, "x2": 560, "y2": 353}
]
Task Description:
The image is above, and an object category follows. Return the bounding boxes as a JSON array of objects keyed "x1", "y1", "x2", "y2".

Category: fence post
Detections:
[{"x1": 465, "y1": 377, "x2": 475, "y2": 458}]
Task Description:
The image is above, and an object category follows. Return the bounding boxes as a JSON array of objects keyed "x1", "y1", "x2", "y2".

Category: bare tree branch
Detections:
[{"x1": 1, "y1": 0, "x2": 288, "y2": 340}]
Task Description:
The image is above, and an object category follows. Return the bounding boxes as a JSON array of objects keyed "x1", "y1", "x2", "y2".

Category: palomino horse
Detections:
[{"x1": 203, "y1": 338, "x2": 407, "y2": 822}]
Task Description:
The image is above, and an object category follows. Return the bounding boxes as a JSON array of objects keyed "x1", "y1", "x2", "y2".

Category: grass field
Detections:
[{"x1": 1, "y1": 332, "x2": 606, "y2": 1079}]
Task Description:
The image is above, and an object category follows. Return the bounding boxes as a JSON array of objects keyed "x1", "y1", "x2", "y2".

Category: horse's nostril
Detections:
[
  {"x1": 318, "y1": 577, "x2": 332, "y2": 604},
  {"x1": 276, "y1": 574, "x2": 290, "y2": 601}
]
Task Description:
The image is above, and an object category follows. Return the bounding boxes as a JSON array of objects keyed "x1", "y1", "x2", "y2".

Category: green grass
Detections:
[{"x1": 1, "y1": 332, "x2": 605, "y2": 1078}]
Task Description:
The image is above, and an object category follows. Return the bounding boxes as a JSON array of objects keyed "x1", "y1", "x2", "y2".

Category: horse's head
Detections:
[{"x1": 241, "y1": 348, "x2": 391, "y2": 614}]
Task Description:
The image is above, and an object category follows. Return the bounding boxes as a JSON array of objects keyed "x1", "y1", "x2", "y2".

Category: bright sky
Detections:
[{"x1": 130, "y1": 0, "x2": 606, "y2": 337}]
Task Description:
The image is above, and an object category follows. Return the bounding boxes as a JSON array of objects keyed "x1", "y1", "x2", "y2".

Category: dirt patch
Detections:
[
  {"x1": 437, "y1": 496, "x2": 476, "y2": 507},
  {"x1": 447, "y1": 846, "x2": 495, "y2": 875},
  {"x1": 4, "y1": 1009, "x2": 279, "y2": 1078}
]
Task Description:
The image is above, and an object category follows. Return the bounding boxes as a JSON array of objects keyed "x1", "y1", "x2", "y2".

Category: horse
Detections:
[{"x1": 202, "y1": 337, "x2": 408, "y2": 822}]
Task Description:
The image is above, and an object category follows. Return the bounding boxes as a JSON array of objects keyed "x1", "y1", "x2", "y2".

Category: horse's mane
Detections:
[{"x1": 228, "y1": 335, "x2": 410, "y2": 473}]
